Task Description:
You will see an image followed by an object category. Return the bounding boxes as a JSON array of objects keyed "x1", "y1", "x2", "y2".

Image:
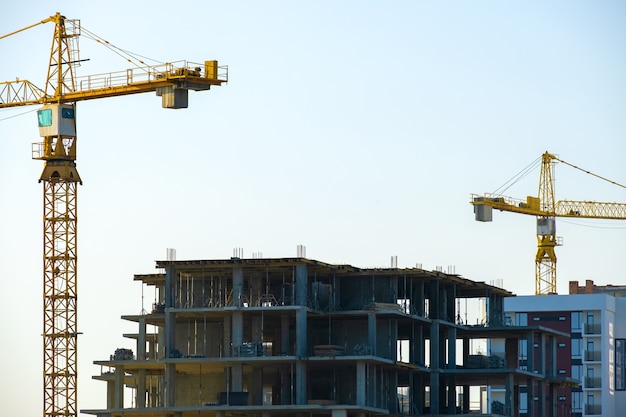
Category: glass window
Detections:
[
  {"x1": 519, "y1": 339, "x2": 528, "y2": 360},
  {"x1": 572, "y1": 311, "x2": 582, "y2": 331},
  {"x1": 37, "y1": 109, "x2": 52, "y2": 127},
  {"x1": 516, "y1": 312, "x2": 528, "y2": 326},
  {"x1": 572, "y1": 391, "x2": 582, "y2": 412},
  {"x1": 587, "y1": 311, "x2": 594, "y2": 326},
  {"x1": 572, "y1": 364, "x2": 582, "y2": 381},
  {"x1": 519, "y1": 392, "x2": 527, "y2": 411},
  {"x1": 61, "y1": 107, "x2": 75, "y2": 119},
  {"x1": 572, "y1": 338, "x2": 582, "y2": 358},
  {"x1": 617, "y1": 339, "x2": 626, "y2": 391}
]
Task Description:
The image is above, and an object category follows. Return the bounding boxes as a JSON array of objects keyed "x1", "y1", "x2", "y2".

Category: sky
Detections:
[{"x1": 0, "y1": 1, "x2": 625, "y2": 415}]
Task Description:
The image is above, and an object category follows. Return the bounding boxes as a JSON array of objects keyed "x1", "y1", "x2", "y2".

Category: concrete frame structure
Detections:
[
  {"x1": 83, "y1": 257, "x2": 573, "y2": 417},
  {"x1": 505, "y1": 291, "x2": 626, "y2": 417}
]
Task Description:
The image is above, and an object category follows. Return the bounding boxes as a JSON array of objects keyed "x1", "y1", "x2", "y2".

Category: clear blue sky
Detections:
[{"x1": 1, "y1": 1, "x2": 625, "y2": 414}]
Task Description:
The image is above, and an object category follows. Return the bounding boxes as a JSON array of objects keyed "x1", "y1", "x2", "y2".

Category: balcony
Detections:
[
  {"x1": 584, "y1": 323, "x2": 601, "y2": 335},
  {"x1": 584, "y1": 350, "x2": 601, "y2": 362},
  {"x1": 584, "y1": 376, "x2": 601, "y2": 388},
  {"x1": 585, "y1": 404, "x2": 602, "y2": 415}
]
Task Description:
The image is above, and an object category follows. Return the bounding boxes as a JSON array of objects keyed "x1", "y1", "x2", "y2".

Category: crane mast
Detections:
[
  {"x1": 0, "y1": 12, "x2": 227, "y2": 417},
  {"x1": 37, "y1": 14, "x2": 81, "y2": 417},
  {"x1": 535, "y1": 152, "x2": 557, "y2": 295},
  {"x1": 471, "y1": 151, "x2": 626, "y2": 295}
]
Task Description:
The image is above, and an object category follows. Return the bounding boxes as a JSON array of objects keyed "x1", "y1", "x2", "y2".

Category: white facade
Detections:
[{"x1": 505, "y1": 294, "x2": 626, "y2": 417}]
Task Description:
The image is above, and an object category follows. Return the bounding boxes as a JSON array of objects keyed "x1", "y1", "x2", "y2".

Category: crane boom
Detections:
[
  {"x1": 471, "y1": 151, "x2": 626, "y2": 295},
  {"x1": 470, "y1": 194, "x2": 626, "y2": 220},
  {"x1": 0, "y1": 61, "x2": 227, "y2": 108},
  {"x1": 1, "y1": 12, "x2": 226, "y2": 417}
]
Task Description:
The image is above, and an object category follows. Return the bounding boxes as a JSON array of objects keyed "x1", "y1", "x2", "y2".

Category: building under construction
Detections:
[{"x1": 83, "y1": 255, "x2": 574, "y2": 417}]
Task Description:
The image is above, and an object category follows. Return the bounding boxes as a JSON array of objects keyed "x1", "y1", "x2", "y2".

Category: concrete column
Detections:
[
  {"x1": 231, "y1": 311, "x2": 244, "y2": 391},
  {"x1": 446, "y1": 284, "x2": 456, "y2": 323},
  {"x1": 114, "y1": 365, "x2": 125, "y2": 408},
  {"x1": 137, "y1": 369, "x2": 146, "y2": 407},
  {"x1": 295, "y1": 264, "x2": 308, "y2": 306},
  {"x1": 488, "y1": 294, "x2": 504, "y2": 326},
  {"x1": 429, "y1": 321, "x2": 440, "y2": 414},
  {"x1": 295, "y1": 308, "x2": 307, "y2": 357},
  {"x1": 447, "y1": 327, "x2": 456, "y2": 369},
  {"x1": 368, "y1": 312, "x2": 377, "y2": 356},
  {"x1": 462, "y1": 337, "x2": 470, "y2": 368},
  {"x1": 137, "y1": 316, "x2": 147, "y2": 407},
  {"x1": 232, "y1": 267, "x2": 243, "y2": 306},
  {"x1": 106, "y1": 379, "x2": 114, "y2": 408},
  {"x1": 165, "y1": 363, "x2": 175, "y2": 407},
  {"x1": 281, "y1": 315, "x2": 290, "y2": 355},
  {"x1": 164, "y1": 265, "x2": 176, "y2": 358},
  {"x1": 368, "y1": 363, "x2": 377, "y2": 408},
  {"x1": 429, "y1": 280, "x2": 439, "y2": 319},
  {"x1": 526, "y1": 377, "x2": 534, "y2": 417},
  {"x1": 356, "y1": 361, "x2": 366, "y2": 406},
  {"x1": 505, "y1": 373, "x2": 514, "y2": 417},
  {"x1": 295, "y1": 361, "x2": 307, "y2": 405},
  {"x1": 223, "y1": 316, "x2": 231, "y2": 357},
  {"x1": 447, "y1": 375, "x2": 456, "y2": 414},
  {"x1": 526, "y1": 331, "x2": 534, "y2": 373},
  {"x1": 412, "y1": 324, "x2": 423, "y2": 366},
  {"x1": 414, "y1": 280, "x2": 425, "y2": 316},
  {"x1": 138, "y1": 316, "x2": 146, "y2": 359}
]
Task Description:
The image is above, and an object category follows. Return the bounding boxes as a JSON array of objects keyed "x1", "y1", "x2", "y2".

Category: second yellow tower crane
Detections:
[{"x1": 471, "y1": 151, "x2": 626, "y2": 295}]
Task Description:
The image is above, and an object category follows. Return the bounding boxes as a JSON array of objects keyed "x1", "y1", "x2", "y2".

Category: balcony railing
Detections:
[
  {"x1": 584, "y1": 350, "x2": 601, "y2": 361},
  {"x1": 585, "y1": 404, "x2": 602, "y2": 415},
  {"x1": 584, "y1": 376, "x2": 601, "y2": 388},
  {"x1": 584, "y1": 323, "x2": 601, "y2": 334}
]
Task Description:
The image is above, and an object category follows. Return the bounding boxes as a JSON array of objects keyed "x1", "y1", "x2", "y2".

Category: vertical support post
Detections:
[
  {"x1": 430, "y1": 321, "x2": 440, "y2": 414},
  {"x1": 231, "y1": 312, "x2": 243, "y2": 390},
  {"x1": 368, "y1": 312, "x2": 377, "y2": 356},
  {"x1": 295, "y1": 264, "x2": 307, "y2": 306},
  {"x1": 232, "y1": 267, "x2": 243, "y2": 306},
  {"x1": 164, "y1": 264, "x2": 176, "y2": 407},
  {"x1": 526, "y1": 331, "x2": 535, "y2": 373},
  {"x1": 505, "y1": 373, "x2": 514, "y2": 417},
  {"x1": 356, "y1": 361, "x2": 366, "y2": 406},
  {"x1": 280, "y1": 315, "x2": 290, "y2": 355},
  {"x1": 526, "y1": 377, "x2": 534, "y2": 417},
  {"x1": 114, "y1": 365, "x2": 125, "y2": 408}
]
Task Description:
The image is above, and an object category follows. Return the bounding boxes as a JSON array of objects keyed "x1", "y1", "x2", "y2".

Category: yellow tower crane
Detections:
[
  {"x1": 471, "y1": 151, "x2": 626, "y2": 295},
  {"x1": 0, "y1": 13, "x2": 227, "y2": 417}
]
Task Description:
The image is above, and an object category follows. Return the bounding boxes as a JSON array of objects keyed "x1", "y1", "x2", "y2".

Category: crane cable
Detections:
[
  {"x1": 553, "y1": 156, "x2": 626, "y2": 190},
  {"x1": 492, "y1": 155, "x2": 542, "y2": 196},
  {"x1": 67, "y1": 20, "x2": 164, "y2": 74}
]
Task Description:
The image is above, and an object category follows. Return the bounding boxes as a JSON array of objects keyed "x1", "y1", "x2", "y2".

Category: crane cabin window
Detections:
[
  {"x1": 38, "y1": 109, "x2": 53, "y2": 127},
  {"x1": 61, "y1": 107, "x2": 75, "y2": 119}
]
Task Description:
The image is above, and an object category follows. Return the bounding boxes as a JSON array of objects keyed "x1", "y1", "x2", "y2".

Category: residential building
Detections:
[{"x1": 505, "y1": 288, "x2": 626, "y2": 417}]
